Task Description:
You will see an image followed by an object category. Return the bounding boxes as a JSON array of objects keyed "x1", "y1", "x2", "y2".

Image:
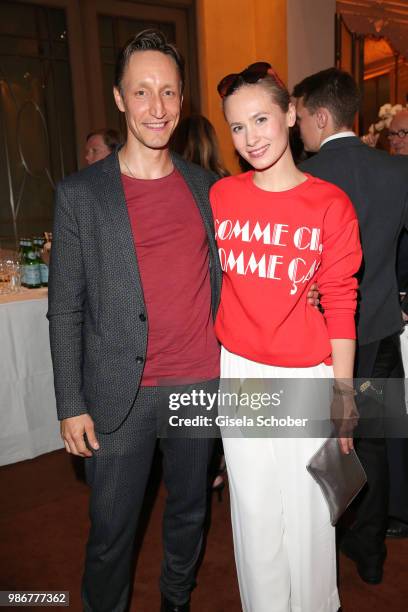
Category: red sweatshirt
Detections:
[{"x1": 210, "y1": 172, "x2": 362, "y2": 367}]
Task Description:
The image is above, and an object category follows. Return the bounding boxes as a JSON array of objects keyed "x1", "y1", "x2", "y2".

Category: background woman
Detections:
[
  {"x1": 210, "y1": 63, "x2": 362, "y2": 612},
  {"x1": 172, "y1": 114, "x2": 229, "y2": 178}
]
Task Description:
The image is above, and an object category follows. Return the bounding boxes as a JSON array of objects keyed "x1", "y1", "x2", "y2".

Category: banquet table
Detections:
[{"x1": 0, "y1": 288, "x2": 63, "y2": 466}]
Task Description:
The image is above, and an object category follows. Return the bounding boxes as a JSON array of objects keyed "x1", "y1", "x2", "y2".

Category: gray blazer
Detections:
[
  {"x1": 47, "y1": 150, "x2": 222, "y2": 433},
  {"x1": 300, "y1": 137, "x2": 408, "y2": 346}
]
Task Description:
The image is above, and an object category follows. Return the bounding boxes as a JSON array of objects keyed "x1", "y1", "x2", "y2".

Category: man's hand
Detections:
[
  {"x1": 61, "y1": 414, "x2": 99, "y2": 457},
  {"x1": 307, "y1": 282, "x2": 320, "y2": 307}
]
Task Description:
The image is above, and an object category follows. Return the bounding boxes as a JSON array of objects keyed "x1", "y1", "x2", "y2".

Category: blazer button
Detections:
[
  {"x1": 136, "y1": 356, "x2": 144, "y2": 364},
  {"x1": 139, "y1": 313, "x2": 146, "y2": 322}
]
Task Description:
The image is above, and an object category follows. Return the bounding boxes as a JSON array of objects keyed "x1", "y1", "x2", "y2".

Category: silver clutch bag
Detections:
[{"x1": 306, "y1": 437, "x2": 367, "y2": 525}]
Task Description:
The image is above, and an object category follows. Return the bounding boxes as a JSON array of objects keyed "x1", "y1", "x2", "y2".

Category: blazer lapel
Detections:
[
  {"x1": 100, "y1": 151, "x2": 145, "y2": 305},
  {"x1": 171, "y1": 152, "x2": 215, "y2": 238},
  {"x1": 171, "y1": 152, "x2": 221, "y2": 318}
]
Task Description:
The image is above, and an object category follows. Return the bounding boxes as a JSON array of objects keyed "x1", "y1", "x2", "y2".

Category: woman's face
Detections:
[{"x1": 224, "y1": 84, "x2": 295, "y2": 171}]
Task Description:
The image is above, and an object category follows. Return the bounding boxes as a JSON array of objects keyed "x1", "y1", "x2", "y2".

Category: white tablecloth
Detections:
[{"x1": 0, "y1": 289, "x2": 63, "y2": 466}]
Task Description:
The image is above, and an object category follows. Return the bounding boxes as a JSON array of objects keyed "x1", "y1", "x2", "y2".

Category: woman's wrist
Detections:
[{"x1": 333, "y1": 382, "x2": 357, "y2": 397}]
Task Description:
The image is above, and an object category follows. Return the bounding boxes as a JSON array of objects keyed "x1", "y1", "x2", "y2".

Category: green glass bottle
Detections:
[
  {"x1": 33, "y1": 237, "x2": 48, "y2": 287},
  {"x1": 19, "y1": 238, "x2": 34, "y2": 288},
  {"x1": 18, "y1": 239, "x2": 28, "y2": 287},
  {"x1": 24, "y1": 239, "x2": 41, "y2": 289}
]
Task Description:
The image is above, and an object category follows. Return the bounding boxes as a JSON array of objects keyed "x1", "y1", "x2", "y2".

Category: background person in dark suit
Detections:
[
  {"x1": 389, "y1": 109, "x2": 408, "y2": 307},
  {"x1": 293, "y1": 68, "x2": 408, "y2": 585},
  {"x1": 47, "y1": 30, "x2": 222, "y2": 612},
  {"x1": 386, "y1": 108, "x2": 408, "y2": 538}
]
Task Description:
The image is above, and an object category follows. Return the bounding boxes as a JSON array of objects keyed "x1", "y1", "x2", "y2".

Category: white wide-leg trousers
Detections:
[{"x1": 221, "y1": 347, "x2": 340, "y2": 612}]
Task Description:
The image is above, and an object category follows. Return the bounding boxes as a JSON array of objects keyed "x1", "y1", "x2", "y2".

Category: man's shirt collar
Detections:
[{"x1": 320, "y1": 131, "x2": 356, "y2": 149}]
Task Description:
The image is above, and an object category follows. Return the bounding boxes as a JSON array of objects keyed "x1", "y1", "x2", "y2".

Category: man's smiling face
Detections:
[{"x1": 114, "y1": 50, "x2": 182, "y2": 153}]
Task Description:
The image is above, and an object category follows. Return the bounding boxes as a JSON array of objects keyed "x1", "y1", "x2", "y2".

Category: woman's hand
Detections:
[
  {"x1": 330, "y1": 382, "x2": 359, "y2": 455},
  {"x1": 329, "y1": 339, "x2": 358, "y2": 455},
  {"x1": 338, "y1": 437, "x2": 354, "y2": 454}
]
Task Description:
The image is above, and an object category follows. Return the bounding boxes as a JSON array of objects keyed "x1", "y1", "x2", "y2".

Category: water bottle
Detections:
[{"x1": 24, "y1": 240, "x2": 41, "y2": 289}]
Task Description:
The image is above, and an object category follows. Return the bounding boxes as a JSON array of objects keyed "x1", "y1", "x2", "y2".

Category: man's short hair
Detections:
[
  {"x1": 87, "y1": 128, "x2": 121, "y2": 151},
  {"x1": 292, "y1": 68, "x2": 361, "y2": 129},
  {"x1": 114, "y1": 29, "x2": 185, "y2": 94}
]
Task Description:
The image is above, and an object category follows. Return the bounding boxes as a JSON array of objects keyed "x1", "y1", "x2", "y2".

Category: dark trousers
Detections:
[
  {"x1": 350, "y1": 333, "x2": 403, "y2": 559},
  {"x1": 82, "y1": 381, "x2": 218, "y2": 612},
  {"x1": 387, "y1": 346, "x2": 408, "y2": 521}
]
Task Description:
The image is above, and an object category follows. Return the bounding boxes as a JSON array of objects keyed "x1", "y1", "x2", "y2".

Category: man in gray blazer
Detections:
[
  {"x1": 293, "y1": 68, "x2": 408, "y2": 586},
  {"x1": 48, "y1": 30, "x2": 222, "y2": 612}
]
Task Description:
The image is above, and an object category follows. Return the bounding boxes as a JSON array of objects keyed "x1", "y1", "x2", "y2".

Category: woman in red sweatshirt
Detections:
[{"x1": 210, "y1": 63, "x2": 362, "y2": 612}]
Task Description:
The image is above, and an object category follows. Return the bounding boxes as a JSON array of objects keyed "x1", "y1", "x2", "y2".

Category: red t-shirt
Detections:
[
  {"x1": 122, "y1": 169, "x2": 220, "y2": 385},
  {"x1": 210, "y1": 172, "x2": 362, "y2": 367}
]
